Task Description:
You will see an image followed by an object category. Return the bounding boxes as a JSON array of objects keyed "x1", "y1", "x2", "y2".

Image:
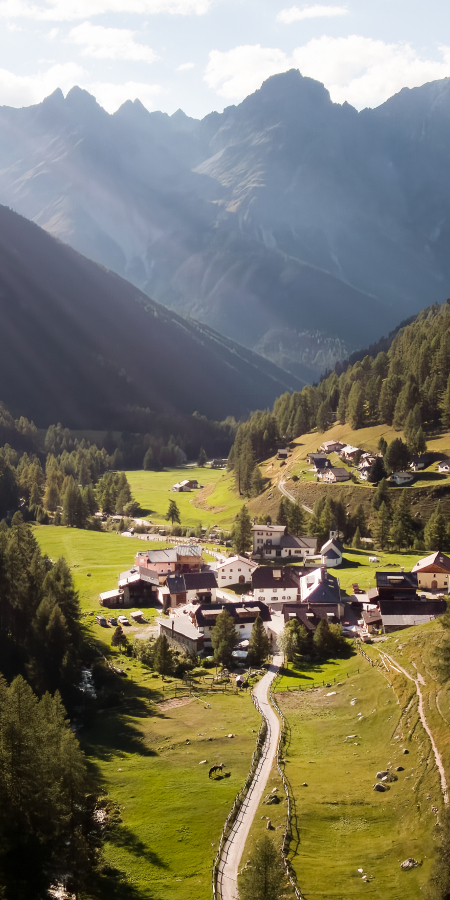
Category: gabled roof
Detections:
[
  {"x1": 195, "y1": 600, "x2": 271, "y2": 627},
  {"x1": 301, "y1": 570, "x2": 341, "y2": 603},
  {"x1": 167, "y1": 571, "x2": 217, "y2": 593},
  {"x1": 119, "y1": 566, "x2": 159, "y2": 587},
  {"x1": 412, "y1": 552, "x2": 450, "y2": 574},
  {"x1": 376, "y1": 571, "x2": 418, "y2": 590},
  {"x1": 252, "y1": 566, "x2": 301, "y2": 590},
  {"x1": 379, "y1": 599, "x2": 446, "y2": 627},
  {"x1": 158, "y1": 617, "x2": 202, "y2": 641},
  {"x1": 217, "y1": 555, "x2": 256, "y2": 569},
  {"x1": 320, "y1": 537, "x2": 344, "y2": 555},
  {"x1": 279, "y1": 534, "x2": 316, "y2": 549}
]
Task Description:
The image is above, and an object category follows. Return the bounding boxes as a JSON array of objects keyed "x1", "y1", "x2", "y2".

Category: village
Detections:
[{"x1": 97, "y1": 516, "x2": 449, "y2": 663}]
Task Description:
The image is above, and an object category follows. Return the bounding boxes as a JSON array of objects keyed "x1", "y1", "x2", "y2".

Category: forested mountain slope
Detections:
[
  {"x1": 1, "y1": 73, "x2": 450, "y2": 379},
  {"x1": 0, "y1": 205, "x2": 302, "y2": 429}
]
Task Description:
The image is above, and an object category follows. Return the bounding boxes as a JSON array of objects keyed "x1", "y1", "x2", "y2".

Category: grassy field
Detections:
[
  {"x1": 84, "y1": 667, "x2": 261, "y2": 900},
  {"x1": 33, "y1": 527, "x2": 167, "y2": 645},
  {"x1": 78, "y1": 652, "x2": 265, "y2": 899},
  {"x1": 125, "y1": 467, "x2": 244, "y2": 529},
  {"x1": 33, "y1": 524, "x2": 266, "y2": 899},
  {"x1": 273, "y1": 648, "x2": 440, "y2": 899}
]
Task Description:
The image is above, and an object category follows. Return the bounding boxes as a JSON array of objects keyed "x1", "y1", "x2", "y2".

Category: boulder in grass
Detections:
[
  {"x1": 402, "y1": 749, "x2": 409, "y2": 755},
  {"x1": 401, "y1": 858, "x2": 419, "y2": 870},
  {"x1": 376, "y1": 771, "x2": 388, "y2": 779},
  {"x1": 374, "y1": 783, "x2": 386, "y2": 792},
  {"x1": 396, "y1": 766, "x2": 405, "y2": 772}
]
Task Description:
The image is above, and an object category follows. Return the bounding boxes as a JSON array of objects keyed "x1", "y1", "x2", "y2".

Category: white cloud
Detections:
[
  {"x1": 204, "y1": 38, "x2": 450, "y2": 109},
  {"x1": 68, "y1": 22, "x2": 158, "y2": 63},
  {"x1": 277, "y1": 5, "x2": 347, "y2": 24},
  {"x1": 0, "y1": 0, "x2": 212, "y2": 20},
  {"x1": 0, "y1": 61, "x2": 84, "y2": 107},
  {"x1": 205, "y1": 45, "x2": 289, "y2": 99},
  {"x1": 292, "y1": 36, "x2": 450, "y2": 108},
  {"x1": 177, "y1": 62, "x2": 195, "y2": 71},
  {"x1": 85, "y1": 80, "x2": 162, "y2": 112}
]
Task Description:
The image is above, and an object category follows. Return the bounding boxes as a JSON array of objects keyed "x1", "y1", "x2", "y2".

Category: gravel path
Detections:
[
  {"x1": 217, "y1": 655, "x2": 282, "y2": 900},
  {"x1": 278, "y1": 477, "x2": 313, "y2": 513}
]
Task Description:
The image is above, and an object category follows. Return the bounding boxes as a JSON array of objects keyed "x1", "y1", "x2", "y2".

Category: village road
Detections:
[
  {"x1": 278, "y1": 477, "x2": 313, "y2": 513},
  {"x1": 217, "y1": 655, "x2": 282, "y2": 900}
]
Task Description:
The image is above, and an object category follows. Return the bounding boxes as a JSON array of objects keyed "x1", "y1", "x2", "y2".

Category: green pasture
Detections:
[
  {"x1": 335, "y1": 548, "x2": 424, "y2": 594},
  {"x1": 125, "y1": 467, "x2": 242, "y2": 528},
  {"x1": 275, "y1": 653, "x2": 439, "y2": 899},
  {"x1": 32, "y1": 525, "x2": 166, "y2": 622},
  {"x1": 82, "y1": 665, "x2": 261, "y2": 900}
]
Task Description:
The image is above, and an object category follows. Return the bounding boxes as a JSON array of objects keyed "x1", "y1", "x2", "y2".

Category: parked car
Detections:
[
  {"x1": 96, "y1": 615, "x2": 107, "y2": 627},
  {"x1": 118, "y1": 615, "x2": 130, "y2": 626},
  {"x1": 107, "y1": 616, "x2": 118, "y2": 626}
]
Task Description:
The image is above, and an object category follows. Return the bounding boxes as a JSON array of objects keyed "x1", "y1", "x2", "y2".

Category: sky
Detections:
[{"x1": 0, "y1": 0, "x2": 449, "y2": 119}]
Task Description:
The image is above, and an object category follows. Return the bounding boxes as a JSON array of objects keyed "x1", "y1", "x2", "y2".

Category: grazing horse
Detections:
[{"x1": 208, "y1": 763, "x2": 224, "y2": 778}]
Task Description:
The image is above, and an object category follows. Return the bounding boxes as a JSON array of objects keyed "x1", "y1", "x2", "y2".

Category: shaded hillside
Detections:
[
  {"x1": 2, "y1": 74, "x2": 450, "y2": 378},
  {"x1": 0, "y1": 205, "x2": 302, "y2": 429}
]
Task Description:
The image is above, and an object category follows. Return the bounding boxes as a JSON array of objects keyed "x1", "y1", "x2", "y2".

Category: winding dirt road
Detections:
[{"x1": 216, "y1": 655, "x2": 283, "y2": 900}]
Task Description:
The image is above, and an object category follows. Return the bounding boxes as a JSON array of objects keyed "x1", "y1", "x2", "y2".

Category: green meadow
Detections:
[
  {"x1": 84, "y1": 669, "x2": 261, "y2": 900},
  {"x1": 32, "y1": 526, "x2": 166, "y2": 635},
  {"x1": 125, "y1": 467, "x2": 243, "y2": 529},
  {"x1": 274, "y1": 650, "x2": 438, "y2": 899}
]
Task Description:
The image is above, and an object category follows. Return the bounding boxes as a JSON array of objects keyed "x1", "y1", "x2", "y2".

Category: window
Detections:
[
  {"x1": 273, "y1": 588, "x2": 278, "y2": 592},
  {"x1": 221, "y1": 575, "x2": 226, "y2": 579},
  {"x1": 259, "y1": 589, "x2": 264, "y2": 593},
  {"x1": 282, "y1": 596, "x2": 286, "y2": 600},
  {"x1": 271, "y1": 596, "x2": 277, "y2": 602},
  {"x1": 238, "y1": 568, "x2": 241, "y2": 572}
]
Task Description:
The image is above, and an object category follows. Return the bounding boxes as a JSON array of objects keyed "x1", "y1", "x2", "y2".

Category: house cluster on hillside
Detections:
[{"x1": 98, "y1": 521, "x2": 449, "y2": 659}]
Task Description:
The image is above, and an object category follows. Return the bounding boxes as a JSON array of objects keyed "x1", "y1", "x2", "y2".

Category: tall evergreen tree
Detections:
[
  {"x1": 424, "y1": 508, "x2": 447, "y2": 551},
  {"x1": 211, "y1": 610, "x2": 238, "y2": 666},
  {"x1": 232, "y1": 505, "x2": 253, "y2": 555},
  {"x1": 166, "y1": 499, "x2": 181, "y2": 525},
  {"x1": 389, "y1": 490, "x2": 413, "y2": 548},
  {"x1": 288, "y1": 501, "x2": 305, "y2": 536},
  {"x1": 238, "y1": 835, "x2": 289, "y2": 900},
  {"x1": 373, "y1": 501, "x2": 391, "y2": 549},
  {"x1": 153, "y1": 634, "x2": 173, "y2": 675},
  {"x1": 248, "y1": 616, "x2": 270, "y2": 666}
]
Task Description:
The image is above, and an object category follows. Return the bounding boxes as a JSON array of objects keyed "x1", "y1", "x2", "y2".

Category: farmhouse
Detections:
[
  {"x1": 375, "y1": 570, "x2": 418, "y2": 601},
  {"x1": 322, "y1": 467, "x2": 350, "y2": 483},
  {"x1": 284, "y1": 599, "x2": 361, "y2": 634},
  {"x1": 172, "y1": 478, "x2": 199, "y2": 492},
  {"x1": 251, "y1": 566, "x2": 301, "y2": 608},
  {"x1": 135, "y1": 544, "x2": 203, "y2": 577},
  {"x1": 166, "y1": 570, "x2": 217, "y2": 607},
  {"x1": 193, "y1": 600, "x2": 271, "y2": 649},
  {"x1": 99, "y1": 567, "x2": 160, "y2": 608},
  {"x1": 438, "y1": 459, "x2": 450, "y2": 474},
  {"x1": 389, "y1": 471, "x2": 414, "y2": 486},
  {"x1": 320, "y1": 440, "x2": 345, "y2": 454},
  {"x1": 339, "y1": 445, "x2": 361, "y2": 462},
  {"x1": 299, "y1": 566, "x2": 341, "y2": 604},
  {"x1": 361, "y1": 607, "x2": 383, "y2": 636},
  {"x1": 252, "y1": 524, "x2": 316, "y2": 560},
  {"x1": 158, "y1": 615, "x2": 204, "y2": 655},
  {"x1": 277, "y1": 448, "x2": 288, "y2": 460},
  {"x1": 378, "y1": 599, "x2": 446, "y2": 633},
  {"x1": 217, "y1": 555, "x2": 257, "y2": 584},
  {"x1": 412, "y1": 552, "x2": 450, "y2": 592}
]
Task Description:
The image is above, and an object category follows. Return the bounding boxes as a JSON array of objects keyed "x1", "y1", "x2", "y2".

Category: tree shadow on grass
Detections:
[
  {"x1": 82, "y1": 707, "x2": 159, "y2": 762},
  {"x1": 107, "y1": 824, "x2": 168, "y2": 868},
  {"x1": 91, "y1": 865, "x2": 157, "y2": 900}
]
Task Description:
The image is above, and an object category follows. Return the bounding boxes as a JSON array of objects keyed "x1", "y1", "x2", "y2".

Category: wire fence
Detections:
[
  {"x1": 270, "y1": 676, "x2": 303, "y2": 900},
  {"x1": 212, "y1": 689, "x2": 270, "y2": 899}
]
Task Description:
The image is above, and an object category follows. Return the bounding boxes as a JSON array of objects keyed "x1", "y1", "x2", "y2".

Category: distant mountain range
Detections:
[
  {"x1": 1, "y1": 71, "x2": 450, "y2": 380},
  {"x1": 0, "y1": 205, "x2": 303, "y2": 429}
]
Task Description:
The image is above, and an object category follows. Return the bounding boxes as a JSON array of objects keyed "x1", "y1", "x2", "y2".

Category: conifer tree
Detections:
[
  {"x1": 424, "y1": 507, "x2": 447, "y2": 551},
  {"x1": 197, "y1": 446, "x2": 207, "y2": 467},
  {"x1": 248, "y1": 615, "x2": 270, "y2": 666},
  {"x1": 153, "y1": 634, "x2": 173, "y2": 675},
  {"x1": 389, "y1": 490, "x2": 413, "y2": 548},
  {"x1": 373, "y1": 501, "x2": 391, "y2": 549},
  {"x1": 316, "y1": 399, "x2": 333, "y2": 432},
  {"x1": 289, "y1": 501, "x2": 305, "y2": 536},
  {"x1": 372, "y1": 477, "x2": 390, "y2": 512},
  {"x1": 352, "y1": 526, "x2": 361, "y2": 549},
  {"x1": 211, "y1": 609, "x2": 238, "y2": 666},
  {"x1": 166, "y1": 499, "x2": 181, "y2": 525},
  {"x1": 232, "y1": 505, "x2": 253, "y2": 554},
  {"x1": 238, "y1": 835, "x2": 289, "y2": 900},
  {"x1": 251, "y1": 466, "x2": 264, "y2": 497}
]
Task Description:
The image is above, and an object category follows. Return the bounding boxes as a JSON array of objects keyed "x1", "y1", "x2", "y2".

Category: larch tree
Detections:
[{"x1": 248, "y1": 615, "x2": 270, "y2": 666}]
